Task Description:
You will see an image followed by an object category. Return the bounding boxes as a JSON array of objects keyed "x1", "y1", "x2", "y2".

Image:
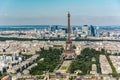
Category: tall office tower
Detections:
[
  {"x1": 50, "y1": 25, "x2": 59, "y2": 32},
  {"x1": 50, "y1": 26, "x2": 55, "y2": 32},
  {"x1": 90, "y1": 25, "x2": 95, "y2": 36},
  {"x1": 61, "y1": 12, "x2": 76, "y2": 60},
  {"x1": 82, "y1": 25, "x2": 89, "y2": 36},
  {"x1": 95, "y1": 26, "x2": 99, "y2": 37}
]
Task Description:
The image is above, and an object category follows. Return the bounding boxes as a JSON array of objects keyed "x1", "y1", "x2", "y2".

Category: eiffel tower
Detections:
[{"x1": 61, "y1": 12, "x2": 76, "y2": 60}]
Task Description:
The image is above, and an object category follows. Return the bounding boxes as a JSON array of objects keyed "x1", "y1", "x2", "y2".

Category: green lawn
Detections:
[{"x1": 61, "y1": 66, "x2": 68, "y2": 70}]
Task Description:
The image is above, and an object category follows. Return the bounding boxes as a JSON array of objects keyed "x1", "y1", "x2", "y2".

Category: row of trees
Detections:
[
  {"x1": 30, "y1": 48, "x2": 62, "y2": 75},
  {"x1": 69, "y1": 48, "x2": 102, "y2": 74},
  {"x1": 0, "y1": 36, "x2": 120, "y2": 42},
  {"x1": 0, "y1": 37, "x2": 66, "y2": 41}
]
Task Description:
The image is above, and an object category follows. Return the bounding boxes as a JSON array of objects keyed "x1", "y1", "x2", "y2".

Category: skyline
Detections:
[{"x1": 0, "y1": 0, "x2": 120, "y2": 25}]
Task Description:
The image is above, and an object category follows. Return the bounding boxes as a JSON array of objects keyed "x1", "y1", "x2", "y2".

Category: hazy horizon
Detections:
[{"x1": 0, "y1": 0, "x2": 120, "y2": 25}]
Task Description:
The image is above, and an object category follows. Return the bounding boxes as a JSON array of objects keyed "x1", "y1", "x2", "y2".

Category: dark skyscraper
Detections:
[
  {"x1": 50, "y1": 25, "x2": 59, "y2": 32},
  {"x1": 90, "y1": 25, "x2": 95, "y2": 36}
]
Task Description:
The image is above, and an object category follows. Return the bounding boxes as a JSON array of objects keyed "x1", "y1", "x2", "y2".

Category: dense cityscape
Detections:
[
  {"x1": 1, "y1": 0, "x2": 120, "y2": 80},
  {"x1": 0, "y1": 12, "x2": 120, "y2": 80},
  {"x1": 0, "y1": 25, "x2": 120, "y2": 40}
]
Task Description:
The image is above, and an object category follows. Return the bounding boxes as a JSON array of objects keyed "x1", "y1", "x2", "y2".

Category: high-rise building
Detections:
[
  {"x1": 50, "y1": 25, "x2": 59, "y2": 32},
  {"x1": 95, "y1": 26, "x2": 99, "y2": 37},
  {"x1": 90, "y1": 25, "x2": 95, "y2": 36},
  {"x1": 82, "y1": 25, "x2": 89, "y2": 36}
]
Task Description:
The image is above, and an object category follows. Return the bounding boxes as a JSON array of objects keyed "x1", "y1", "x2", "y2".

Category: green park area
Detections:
[
  {"x1": 30, "y1": 47, "x2": 63, "y2": 75},
  {"x1": 69, "y1": 48, "x2": 103, "y2": 75}
]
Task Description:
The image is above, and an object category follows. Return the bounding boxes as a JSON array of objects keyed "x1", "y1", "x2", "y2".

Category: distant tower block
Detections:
[{"x1": 61, "y1": 12, "x2": 76, "y2": 60}]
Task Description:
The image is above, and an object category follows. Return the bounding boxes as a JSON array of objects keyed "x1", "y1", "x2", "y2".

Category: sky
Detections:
[{"x1": 0, "y1": 0, "x2": 120, "y2": 25}]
